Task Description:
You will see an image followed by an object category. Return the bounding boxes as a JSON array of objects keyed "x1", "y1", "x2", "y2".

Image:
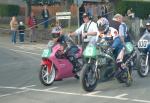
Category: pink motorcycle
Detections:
[{"x1": 39, "y1": 35, "x2": 83, "y2": 86}]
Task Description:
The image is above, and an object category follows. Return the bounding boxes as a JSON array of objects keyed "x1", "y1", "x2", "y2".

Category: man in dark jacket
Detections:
[
  {"x1": 18, "y1": 21, "x2": 25, "y2": 42},
  {"x1": 41, "y1": 4, "x2": 50, "y2": 29}
]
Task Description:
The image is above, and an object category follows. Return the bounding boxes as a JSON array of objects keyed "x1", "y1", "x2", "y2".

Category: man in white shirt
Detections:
[{"x1": 70, "y1": 12, "x2": 98, "y2": 47}]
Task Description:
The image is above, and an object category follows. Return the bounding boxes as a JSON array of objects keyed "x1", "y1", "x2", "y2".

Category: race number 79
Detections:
[{"x1": 138, "y1": 40, "x2": 148, "y2": 48}]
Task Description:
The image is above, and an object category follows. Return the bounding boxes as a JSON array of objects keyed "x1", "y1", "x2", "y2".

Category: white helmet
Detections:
[{"x1": 97, "y1": 18, "x2": 109, "y2": 33}]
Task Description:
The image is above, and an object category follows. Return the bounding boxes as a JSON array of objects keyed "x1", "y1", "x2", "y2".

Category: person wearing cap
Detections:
[
  {"x1": 109, "y1": 14, "x2": 121, "y2": 31},
  {"x1": 69, "y1": 12, "x2": 98, "y2": 48},
  {"x1": 18, "y1": 21, "x2": 25, "y2": 43}
]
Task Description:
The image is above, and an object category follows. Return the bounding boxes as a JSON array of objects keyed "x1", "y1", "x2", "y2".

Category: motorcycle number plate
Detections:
[
  {"x1": 42, "y1": 49, "x2": 51, "y2": 58},
  {"x1": 138, "y1": 40, "x2": 148, "y2": 48}
]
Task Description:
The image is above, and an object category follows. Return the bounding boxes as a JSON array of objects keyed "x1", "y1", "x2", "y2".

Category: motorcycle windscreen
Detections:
[
  {"x1": 41, "y1": 48, "x2": 51, "y2": 58},
  {"x1": 83, "y1": 45, "x2": 97, "y2": 57}
]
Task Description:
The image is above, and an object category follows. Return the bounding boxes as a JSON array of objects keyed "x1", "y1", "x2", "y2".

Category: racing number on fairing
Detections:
[{"x1": 138, "y1": 40, "x2": 148, "y2": 48}]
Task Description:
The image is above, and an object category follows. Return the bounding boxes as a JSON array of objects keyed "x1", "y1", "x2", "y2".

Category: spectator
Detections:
[
  {"x1": 10, "y1": 16, "x2": 18, "y2": 44},
  {"x1": 127, "y1": 8, "x2": 135, "y2": 19},
  {"x1": 86, "y1": 3, "x2": 93, "y2": 18},
  {"x1": 96, "y1": 5, "x2": 102, "y2": 19},
  {"x1": 101, "y1": 5, "x2": 105, "y2": 17},
  {"x1": 51, "y1": 21, "x2": 63, "y2": 38},
  {"x1": 18, "y1": 21, "x2": 25, "y2": 43},
  {"x1": 79, "y1": 3, "x2": 85, "y2": 26},
  {"x1": 69, "y1": 12, "x2": 98, "y2": 48},
  {"x1": 41, "y1": 4, "x2": 50, "y2": 29},
  {"x1": 51, "y1": 21, "x2": 63, "y2": 42},
  {"x1": 28, "y1": 12, "x2": 37, "y2": 42},
  {"x1": 109, "y1": 14, "x2": 121, "y2": 31}
]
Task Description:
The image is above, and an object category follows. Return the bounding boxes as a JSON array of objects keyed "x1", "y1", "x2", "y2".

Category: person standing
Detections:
[
  {"x1": 69, "y1": 12, "x2": 98, "y2": 48},
  {"x1": 28, "y1": 12, "x2": 37, "y2": 42},
  {"x1": 41, "y1": 4, "x2": 50, "y2": 29},
  {"x1": 10, "y1": 16, "x2": 18, "y2": 44},
  {"x1": 18, "y1": 21, "x2": 25, "y2": 43},
  {"x1": 79, "y1": 4, "x2": 85, "y2": 26},
  {"x1": 109, "y1": 14, "x2": 121, "y2": 31}
]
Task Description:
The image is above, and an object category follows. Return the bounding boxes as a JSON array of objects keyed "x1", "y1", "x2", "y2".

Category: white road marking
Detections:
[
  {"x1": 132, "y1": 99, "x2": 150, "y2": 103},
  {"x1": 15, "y1": 90, "x2": 30, "y2": 94},
  {"x1": 114, "y1": 93, "x2": 128, "y2": 98},
  {"x1": 0, "y1": 86, "x2": 17, "y2": 89},
  {"x1": 20, "y1": 85, "x2": 36, "y2": 89},
  {"x1": 9, "y1": 49, "x2": 40, "y2": 56},
  {"x1": 15, "y1": 44, "x2": 45, "y2": 50},
  {"x1": 85, "y1": 91, "x2": 101, "y2": 95},
  {"x1": 0, "y1": 86, "x2": 150, "y2": 103},
  {"x1": 0, "y1": 90, "x2": 29, "y2": 98},
  {"x1": 44, "y1": 87, "x2": 58, "y2": 91},
  {"x1": 0, "y1": 94, "x2": 12, "y2": 98}
]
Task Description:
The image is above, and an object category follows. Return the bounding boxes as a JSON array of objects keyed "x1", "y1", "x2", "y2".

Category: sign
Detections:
[{"x1": 56, "y1": 12, "x2": 71, "y2": 20}]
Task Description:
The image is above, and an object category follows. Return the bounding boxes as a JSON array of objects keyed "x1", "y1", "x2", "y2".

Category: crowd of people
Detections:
[
  {"x1": 50, "y1": 11, "x2": 150, "y2": 76},
  {"x1": 9, "y1": 4, "x2": 50, "y2": 44}
]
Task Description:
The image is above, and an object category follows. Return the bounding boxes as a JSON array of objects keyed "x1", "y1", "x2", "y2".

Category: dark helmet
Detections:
[{"x1": 97, "y1": 18, "x2": 109, "y2": 32}]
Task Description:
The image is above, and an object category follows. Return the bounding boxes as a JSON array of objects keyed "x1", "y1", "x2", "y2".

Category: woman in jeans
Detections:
[{"x1": 10, "y1": 16, "x2": 18, "y2": 44}]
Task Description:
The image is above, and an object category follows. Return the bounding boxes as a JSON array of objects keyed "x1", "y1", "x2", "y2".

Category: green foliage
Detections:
[
  {"x1": 114, "y1": 0, "x2": 127, "y2": 16},
  {"x1": 0, "y1": 4, "x2": 19, "y2": 17},
  {"x1": 115, "y1": 1, "x2": 150, "y2": 19}
]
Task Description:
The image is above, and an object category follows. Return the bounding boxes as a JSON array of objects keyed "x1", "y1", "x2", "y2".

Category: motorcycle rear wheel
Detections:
[
  {"x1": 117, "y1": 67, "x2": 133, "y2": 87},
  {"x1": 80, "y1": 63, "x2": 98, "y2": 92},
  {"x1": 39, "y1": 64, "x2": 56, "y2": 86}
]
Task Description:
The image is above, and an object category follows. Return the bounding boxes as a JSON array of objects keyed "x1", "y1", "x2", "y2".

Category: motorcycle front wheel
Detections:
[
  {"x1": 137, "y1": 55, "x2": 149, "y2": 77},
  {"x1": 80, "y1": 63, "x2": 98, "y2": 92},
  {"x1": 39, "y1": 64, "x2": 56, "y2": 86}
]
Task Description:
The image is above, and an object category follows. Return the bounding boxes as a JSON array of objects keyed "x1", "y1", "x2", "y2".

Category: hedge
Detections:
[
  {"x1": 0, "y1": 4, "x2": 19, "y2": 17},
  {"x1": 115, "y1": 1, "x2": 150, "y2": 19}
]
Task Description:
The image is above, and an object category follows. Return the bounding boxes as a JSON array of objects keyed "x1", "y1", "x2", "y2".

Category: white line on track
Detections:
[
  {"x1": 44, "y1": 87, "x2": 58, "y2": 91},
  {"x1": 20, "y1": 85, "x2": 36, "y2": 89},
  {"x1": 0, "y1": 86, "x2": 150, "y2": 103},
  {"x1": 85, "y1": 91, "x2": 101, "y2": 95},
  {"x1": 114, "y1": 93, "x2": 128, "y2": 98},
  {"x1": 132, "y1": 99, "x2": 150, "y2": 103},
  {"x1": 0, "y1": 90, "x2": 29, "y2": 98},
  {"x1": 0, "y1": 94, "x2": 12, "y2": 98},
  {"x1": 9, "y1": 49, "x2": 40, "y2": 56}
]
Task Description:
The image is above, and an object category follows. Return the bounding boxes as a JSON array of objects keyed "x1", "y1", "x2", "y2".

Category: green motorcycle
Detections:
[{"x1": 80, "y1": 39, "x2": 135, "y2": 92}]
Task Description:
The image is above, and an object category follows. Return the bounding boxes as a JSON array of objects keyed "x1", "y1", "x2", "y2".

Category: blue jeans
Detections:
[
  {"x1": 112, "y1": 37, "x2": 123, "y2": 59},
  {"x1": 11, "y1": 30, "x2": 17, "y2": 43},
  {"x1": 44, "y1": 18, "x2": 49, "y2": 29}
]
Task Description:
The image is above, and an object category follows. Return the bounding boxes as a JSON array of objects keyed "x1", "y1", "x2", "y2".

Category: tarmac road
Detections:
[{"x1": 0, "y1": 36, "x2": 150, "y2": 103}]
